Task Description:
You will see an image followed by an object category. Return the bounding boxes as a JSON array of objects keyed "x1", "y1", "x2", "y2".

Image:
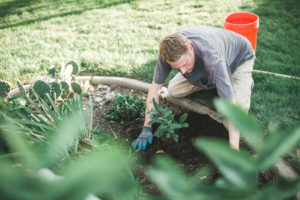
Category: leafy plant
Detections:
[
  {"x1": 147, "y1": 99, "x2": 300, "y2": 200},
  {"x1": 107, "y1": 94, "x2": 145, "y2": 124},
  {"x1": 0, "y1": 113, "x2": 141, "y2": 200},
  {"x1": 148, "y1": 99, "x2": 188, "y2": 142},
  {"x1": 0, "y1": 92, "x2": 96, "y2": 149}
]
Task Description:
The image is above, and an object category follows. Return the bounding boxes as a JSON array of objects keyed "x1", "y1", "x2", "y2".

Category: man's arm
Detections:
[
  {"x1": 227, "y1": 99, "x2": 240, "y2": 150},
  {"x1": 131, "y1": 81, "x2": 163, "y2": 150},
  {"x1": 214, "y1": 61, "x2": 240, "y2": 150},
  {"x1": 144, "y1": 81, "x2": 163, "y2": 126}
]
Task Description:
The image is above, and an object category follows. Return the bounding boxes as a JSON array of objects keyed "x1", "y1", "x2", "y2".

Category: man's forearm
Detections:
[
  {"x1": 227, "y1": 99, "x2": 240, "y2": 150},
  {"x1": 144, "y1": 81, "x2": 162, "y2": 127}
]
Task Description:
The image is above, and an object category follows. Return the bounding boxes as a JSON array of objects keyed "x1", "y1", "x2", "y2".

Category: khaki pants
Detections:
[{"x1": 168, "y1": 57, "x2": 255, "y2": 112}]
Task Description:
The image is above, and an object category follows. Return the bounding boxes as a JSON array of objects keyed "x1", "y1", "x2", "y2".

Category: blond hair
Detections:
[{"x1": 159, "y1": 33, "x2": 191, "y2": 62}]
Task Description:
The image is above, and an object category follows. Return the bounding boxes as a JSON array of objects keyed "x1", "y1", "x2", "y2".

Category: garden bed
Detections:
[{"x1": 87, "y1": 84, "x2": 275, "y2": 194}]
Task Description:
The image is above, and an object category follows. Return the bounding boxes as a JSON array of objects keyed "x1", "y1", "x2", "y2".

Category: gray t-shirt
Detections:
[{"x1": 153, "y1": 26, "x2": 255, "y2": 100}]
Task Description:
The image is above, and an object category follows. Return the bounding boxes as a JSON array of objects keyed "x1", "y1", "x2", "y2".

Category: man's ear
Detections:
[{"x1": 189, "y1": 44, "x2": 193, "y2": 51}]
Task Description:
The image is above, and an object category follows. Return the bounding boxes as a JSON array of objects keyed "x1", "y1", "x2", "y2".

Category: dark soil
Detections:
[{"x1": 89, "y1": 85, "x2": 275, "y2": 194}]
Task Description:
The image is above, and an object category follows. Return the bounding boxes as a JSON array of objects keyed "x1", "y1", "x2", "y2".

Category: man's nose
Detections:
[{"x1": 180, "y1": 68, "x2": 186, "y2": 74}]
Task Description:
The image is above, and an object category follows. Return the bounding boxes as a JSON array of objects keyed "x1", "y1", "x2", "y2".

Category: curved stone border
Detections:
[
  {"x1": 7, "y1": 75, "x2": 299, "y2": 193},
  {"x1": 85, "y1": 76, "x2": 226, "y2": 127}
]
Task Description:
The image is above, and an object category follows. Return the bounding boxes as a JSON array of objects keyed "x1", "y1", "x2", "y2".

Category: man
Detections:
[{"x1": 131, "y1": 25, "x2": 255, "y2": 151}]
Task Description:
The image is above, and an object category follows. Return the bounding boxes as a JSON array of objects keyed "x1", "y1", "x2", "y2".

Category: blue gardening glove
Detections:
[{"x1": 131, "y1": 126, "x2": 153, "y2": 150}]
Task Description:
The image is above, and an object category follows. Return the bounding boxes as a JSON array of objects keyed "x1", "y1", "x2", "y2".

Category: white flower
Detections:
[{"x1": 158, "y1": 86, "x2": 168, "y2": 99}]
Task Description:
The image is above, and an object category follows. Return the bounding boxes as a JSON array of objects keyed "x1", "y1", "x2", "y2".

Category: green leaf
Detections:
[
  {"x1": 246, "y1": 178, "x2": 300, "y2": 200},
  {"x1": 179, "y1": 113, "x2": 188, "y2": 123},
  {"x1": 42, "y1": 113, "x2": 85, "y2": 165},
  {"x1": 46, "y1": 93, "x2": 61, "y2": 120},
  {"x1": 195, "y1": 138, "x2": 257, "y2": 189},
  {"x1": 24, "y1": 97, "x2": 52, "y2": 122},
  {"x1": 0, "y1": 121, "x2": 34, "y2": 167},
  {"x1": 54, "y1": 147, "x2": 137, "y2": 200},
  {"x1": 257, "y1": 128, "x2": 300, "y2": 170},
  {"x1": 181, "y1": 123, "x2": 189, "y2": 128},
  {"x1": 213, "y1": 99, "x2": 263, "y2": 151}
]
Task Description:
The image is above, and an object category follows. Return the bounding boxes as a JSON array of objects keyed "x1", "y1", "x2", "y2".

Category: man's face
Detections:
[{"x1": 167, "y1": 44, "x2": 195, "y2": 75}]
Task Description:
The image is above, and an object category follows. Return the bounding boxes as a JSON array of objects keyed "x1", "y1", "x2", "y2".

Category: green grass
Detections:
[
  {"x1": 0, "y1": 0, "x2": 252, "y2": 83},
  {"x1": 0, "y1": 0, "x2": 299, "y2": 166}
]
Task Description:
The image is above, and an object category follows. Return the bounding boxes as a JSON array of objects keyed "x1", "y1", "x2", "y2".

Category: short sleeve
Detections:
[{"x1": 153, "y1": 54, "x2": 172, "y2": 84}]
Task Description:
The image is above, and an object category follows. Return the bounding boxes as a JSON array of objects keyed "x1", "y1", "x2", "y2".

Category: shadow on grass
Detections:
[{"x1": 0, "y1": 0, "x2": 137, "y2": 29}]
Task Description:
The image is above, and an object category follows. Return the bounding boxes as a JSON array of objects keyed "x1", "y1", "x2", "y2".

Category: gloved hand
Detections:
[{"x1": 131, "y1": 126, "x2": 153, "y2": 150}]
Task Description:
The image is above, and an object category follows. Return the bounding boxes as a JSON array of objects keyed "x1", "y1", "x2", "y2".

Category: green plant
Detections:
[
  {"x1": 66, "y1": 60, "x2": 80, "y2": 75},
  {"x1": 48, "y1": 66, "x2": 56, "y2": 77},
  {"x1": 49, "y1": 81, "x2": 61, "y2": 98},
  {"x1": 147, "y1": 99, "x2": 300, "y2": 200},
  {"x1": 0, "y1": 113, "x2": 140, "y2": 200},
  {"x1": 107, "y1": 94, "x2": 145, "y2": 124},
  {"x1": 0, "y1": 81, "x2": 11, "y2": 98},
  {"x1": 71, "y1": 82, "x2": 82, "y2": 94},
  {"x1": 1, "y1": 92, "x2": 88, "y2": 143},
  {"x1": 32, "y1": 80, "x2": 50, "y2": 99},
  {"x1": 16, "y1": 79, "x2": 26, "y2": 96},
  {"x1": 148, "y1": 99, "x2": 188, "y2": 142},
  {"x1": 60, "y1": 81, "x2": 70, "y2": 99},
  {"x1": 60, "y1": 81, "x2": 69, "y2": 90}
]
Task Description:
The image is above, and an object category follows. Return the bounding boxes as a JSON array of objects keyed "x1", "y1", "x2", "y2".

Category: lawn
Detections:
[{"x1": 0, "y1": 0, "x2": 299, "y2": 167}]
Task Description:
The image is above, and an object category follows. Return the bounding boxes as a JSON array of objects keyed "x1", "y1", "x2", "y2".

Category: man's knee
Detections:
[{"x1": 168, "y1": 85, "x2": 186, "y2": 98}]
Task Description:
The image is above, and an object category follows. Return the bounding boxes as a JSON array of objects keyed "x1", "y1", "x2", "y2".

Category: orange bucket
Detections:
[{"x1": 224, "y1": 12, "x2": 259, "y2": 53}]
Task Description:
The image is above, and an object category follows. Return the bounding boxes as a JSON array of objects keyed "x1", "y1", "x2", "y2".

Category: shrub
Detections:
[{"x1": 107, "y1": 94, "x2": 145, "y2": 124}]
